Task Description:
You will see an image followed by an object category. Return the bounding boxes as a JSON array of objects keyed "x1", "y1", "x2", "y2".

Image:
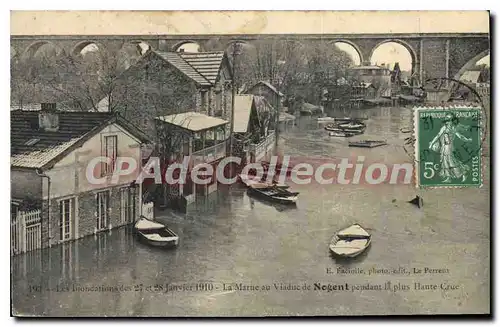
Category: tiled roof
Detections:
[
  {"x1": 11, "y1": 111, "x2": 149, "y2": 169},
  {"x1": 179, "y1": 52, "x2": 226, "y2": 85},
  {"x1": 156, "y1": 112, "x2": 228, "y2": 132},
  {"x1": 233, "y1": 95, "x2": 254, "y2": 133},
  {"x1": 153, "y1": 51, "x2": 212, "y2": 87}
]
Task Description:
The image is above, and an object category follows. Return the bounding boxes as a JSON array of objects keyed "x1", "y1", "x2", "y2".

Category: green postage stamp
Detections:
[{"x1": 414, "y1": 106, "x2": 483, "y2": 188}]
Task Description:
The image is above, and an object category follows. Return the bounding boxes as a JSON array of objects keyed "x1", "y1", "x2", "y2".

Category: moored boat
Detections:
[
  {"x1": 238, "y1": 173, "x2": 289, "y2": 189},
  {"x1": 329, "y1": 224, "x2": 371, "y2": 258},
  {"x1": 134, "y1": 217, "x2": 179, "y2": 248},
  {"x1": 329, "y1": 131, "x2": 354, "y2": 137},
  {"x1": 317, "y1": 117, "x2": 336, "y2": 123},
  {"x1": 247, "y1": 183, "x2": 299, "y2": 205},
  {"x1": 348, "y1": 140, "x2": 388, "y2": 148},
  {"x1": 337, "y1": 122, "x2": 367, "y2": 134},
  {"x1": 332, "y1": 117, "x2": 357, "y2": 124},
  {"x1": 324, "y1": 123, "x2": 365, "y2": 135}
]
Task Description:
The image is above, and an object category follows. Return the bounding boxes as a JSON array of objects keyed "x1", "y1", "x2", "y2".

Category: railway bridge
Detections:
[{"x1": 11, "y1": 33, "x2": 489, "y2": 82}]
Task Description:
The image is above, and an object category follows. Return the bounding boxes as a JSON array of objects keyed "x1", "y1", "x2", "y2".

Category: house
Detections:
[
  {"x1": 98, "y1": 50, "x2": 233, "y2": 139},
  {"x1": 245, "y1": 81, "x2": 284, "y2": 109},
  {"x1": 351, "y1": 82, "x2": 376, "y2": 99},
  {"x1": 11, "y1": 105, "x2": 150, "y2": 255},
  {"x1": 233, "y1": 95, "x2": 276, "y2": 163},
  {"x1": 178, "y1": 51, "x2": 233, "y2": 119},
  {"x1": 349, "y1": 65, "x2": 392, "y2": 89},
  {"x1": 153, "y1": 111, "x2": 229, "y2": 206}
]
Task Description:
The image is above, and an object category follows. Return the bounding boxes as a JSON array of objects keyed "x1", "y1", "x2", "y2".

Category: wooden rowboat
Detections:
[
  {"x1": 317, "y1": 117, "x2": 336, "y2": 123},
  {"x1": 338, "y1": 122, "x2": 367, "y2": 134},
  {"x1": 238, "y1": 174, "x2": 289, "y2": 189},
  {"x1": 329, "y1": 224, "x2": 371, "y2": 258},
  {"x1": 134, "y1": 217, "x2": 179, "y2": 248},
  {"x1": 329, "y1": 131, "x2": 355, "y2": 137},
  {"x1": 348, "y1": 140, "x2": 388, "y2": 148},
  {"x1": 324, "y1": 122, "x2": 366, "y2": 135},
  {"x1": 247, "y1": 183, "x2": 299, "y2": 205}
]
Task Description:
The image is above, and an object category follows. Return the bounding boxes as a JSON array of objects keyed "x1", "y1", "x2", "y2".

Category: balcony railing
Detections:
[
  {"x1": 192, "y1": 140, "x2": 227, "y2": 166},
  {"x1": 249, "y1": 131, "x2": 275, "y2": 161}
]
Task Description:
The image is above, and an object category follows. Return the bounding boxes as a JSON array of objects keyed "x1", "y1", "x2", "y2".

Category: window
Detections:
[
  {"x1": 103, "y1": 135, "x2": 117, "y2": 175},
  {"x1": 59, "y1": 198, "x2": 74, "y2": 241},
  {"x1": 96, "y1": 191, "x2": 109, "y2": 231},
  {"x1": 120, "y1": 187, "x2": 137, "y2": 224},
  {"x1": 11, "y1": 203, "x2": 19, "y2": 222},
  {"x1": 215, "y1": 91, "x2": 222, "y2": 116},
  {"x1": 201, "y1": 91, "x2": 208, "y2": 111}
]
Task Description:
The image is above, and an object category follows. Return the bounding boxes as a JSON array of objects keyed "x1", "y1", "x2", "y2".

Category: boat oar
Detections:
[{"x1": 408, "y1": 195, "x2": 423, "y2": 208}]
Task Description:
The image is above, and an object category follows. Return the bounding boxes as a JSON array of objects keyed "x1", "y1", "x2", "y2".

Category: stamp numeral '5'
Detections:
[{"x1": 414, "y1": 107, "x2": 482, "y2": 188}]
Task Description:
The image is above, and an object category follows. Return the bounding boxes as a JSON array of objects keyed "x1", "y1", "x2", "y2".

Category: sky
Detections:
[
  {"x1": 476, "y1": 55, "x2": 490, "y2": 66},
  {"x1": 336, "y1": 42, "x2": 414, "y2": 71},
  {"x1": 369, "y1": 43, "x2": 413, "y2": 71},
  {"x1": 81, "y1": 42, "x2": 150, "y2": 55},
  {"x1": 177, "y1": 43, "x2": 200, "y2": 52}
]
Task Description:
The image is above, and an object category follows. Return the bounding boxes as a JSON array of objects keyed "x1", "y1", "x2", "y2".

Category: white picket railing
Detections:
[
  {"x1": 142, "y1": 201, "x2": 154, "y2": 220},
  {"x1": 249, "y1": 131, "x2": 276, "y2": 162},
  {"x1": 11, "y1": 209, "x2": 42, "y2": 256},
  {"x1": 192, "y1": 141, "x2": 227, "y2": 166}
]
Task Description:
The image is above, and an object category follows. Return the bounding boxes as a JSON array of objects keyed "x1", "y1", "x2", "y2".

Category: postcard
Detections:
[{"x1": 10, "y1": 10, "x2": 490, "y2": 317}]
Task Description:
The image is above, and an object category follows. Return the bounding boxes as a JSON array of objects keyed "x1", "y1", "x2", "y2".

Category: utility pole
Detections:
[
  {"x1": 274, "y1": 60, "x2": 286, "y2": 156},
  {"x1": 229, "y1": 42, "x2": 242, "y2": 178},
  {"x1": 274, "y1": 79, "x2": 280, "y2": 155}
]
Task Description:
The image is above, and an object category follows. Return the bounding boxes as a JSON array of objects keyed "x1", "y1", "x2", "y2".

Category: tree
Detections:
[
  {"x1": 10, "y1": 41, "x2": 147, "y2": 112},
  {"x1": 234, "y1": 39, "x2": 353, "y2": 106}
]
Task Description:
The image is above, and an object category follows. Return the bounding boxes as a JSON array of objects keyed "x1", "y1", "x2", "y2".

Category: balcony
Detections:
[
  {"x1": 155, "y1": 111, "x2": 230, "y2": 167},
  {"x1": 192, "y1": 140, "x2": 227, "y2": 166}
]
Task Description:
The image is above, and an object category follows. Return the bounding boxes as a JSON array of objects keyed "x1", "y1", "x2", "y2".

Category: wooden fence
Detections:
[
  {"x1": 11, "y1": 209, "x2": 42, "y2": 256},
  {"x1": 249, "y1": 131, "x2": 276, "y2": 162}
]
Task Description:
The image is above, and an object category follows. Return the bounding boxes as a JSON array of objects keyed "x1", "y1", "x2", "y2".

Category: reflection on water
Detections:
[{"x1": 12, "y1": 106, "x2": 490, "y2": 316}]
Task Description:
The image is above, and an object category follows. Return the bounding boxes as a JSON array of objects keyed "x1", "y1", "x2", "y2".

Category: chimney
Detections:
[{"x1": 38, "y1": 103, "x2": 59, "y2": 132}]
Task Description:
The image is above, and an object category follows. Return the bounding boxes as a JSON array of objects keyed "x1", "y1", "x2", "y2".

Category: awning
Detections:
[
  {"x1": 156, "y1": 112, "x2": 228, "y2": 132},
  {"x1": 233, "y1": 95, "x2": 254, "y2": 133}
]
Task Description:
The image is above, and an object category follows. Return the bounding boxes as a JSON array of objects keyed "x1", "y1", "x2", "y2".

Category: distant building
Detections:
[
  {"x1": 351, "y1": 82, "x2": 376, "y2": 99},
  {"x1": 349, "y1": 65, "x2": 392, "y2": 87},
  {"x1": 244, "y1": 81, "x2": 284, "y2": 109}
]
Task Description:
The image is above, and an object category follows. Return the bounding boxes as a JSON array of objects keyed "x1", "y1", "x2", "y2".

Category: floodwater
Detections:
[{"x1": 11, "y1": 106, "x2": 490, "y2": 316}]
